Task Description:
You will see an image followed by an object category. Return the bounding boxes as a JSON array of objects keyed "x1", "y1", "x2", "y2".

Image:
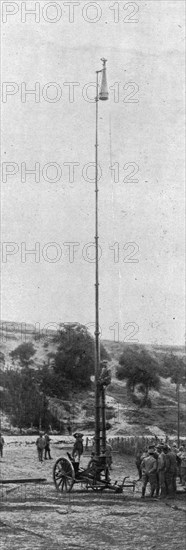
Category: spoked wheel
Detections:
[{"x1": 53, "y1": 457, "x2": 75, "y2": 493}]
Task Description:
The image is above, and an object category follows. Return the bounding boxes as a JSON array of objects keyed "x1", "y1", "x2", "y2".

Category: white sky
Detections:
[{"x1": 1, "y1": 0, "x2": 185, "y2": 345}]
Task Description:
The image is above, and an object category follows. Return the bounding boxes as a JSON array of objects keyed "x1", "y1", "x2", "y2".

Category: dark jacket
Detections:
[{"x1": 165, "y1": 451, "x2": 177, "y2": 474}]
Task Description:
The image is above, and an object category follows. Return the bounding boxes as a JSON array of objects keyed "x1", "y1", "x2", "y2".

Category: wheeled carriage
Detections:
[{"x1": 53, "y1": 452, "x2": 137, "y2": 494}]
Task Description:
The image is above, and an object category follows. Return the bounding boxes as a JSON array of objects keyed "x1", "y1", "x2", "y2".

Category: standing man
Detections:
[
  {"x1": 36, "y1": 433, "x2": 45, "y2": 462},
  {"x1": 156, "y1": 444, "x2": 166, "y2": 498},
  {"x1": 141, "y1": 445, "x2": 157, "y2": 498},
  {"x1": 135, "y1": 449, "x2": 144, "y2": 480},
  {"x1": 72, "y1": 433, "x2": 84, "y2": 462},
  {"x1": 172, "y1": 442, "x2": 182, "y2": 483},
  {"x1": 164, "y1": 445, "x2": 177, "y2": 497},
  {"x1": 44, "y1": 432, "x2": 52, "y2": 460},
  {"x1": 179, "y1": 443, "x2": 186, "y2": 486},
  {"x1": 67, "y1": 422, "x2": 72, "y2": 436},
  {"x1": 0, "y1": 433, "x2": 5, "y2": 458}
]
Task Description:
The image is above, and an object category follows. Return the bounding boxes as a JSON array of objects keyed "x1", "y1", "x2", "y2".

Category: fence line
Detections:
[{"x1": 107, "y1": 435, "x2": 186, "y2": 455}]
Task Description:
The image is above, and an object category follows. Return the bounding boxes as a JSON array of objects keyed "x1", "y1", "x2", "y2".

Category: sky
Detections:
[{"x1": 1, "y1": 0, "x2": 185, "y2": 345}]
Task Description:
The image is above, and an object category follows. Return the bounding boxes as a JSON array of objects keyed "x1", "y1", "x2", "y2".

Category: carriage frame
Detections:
[{"x1": 53, "y1": 451, "x2": 137, "y2": 494}]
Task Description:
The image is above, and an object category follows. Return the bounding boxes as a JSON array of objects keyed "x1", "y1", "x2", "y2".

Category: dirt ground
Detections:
[{"x1": 0, "y1": 438, "x2": 186, "y2": 550}]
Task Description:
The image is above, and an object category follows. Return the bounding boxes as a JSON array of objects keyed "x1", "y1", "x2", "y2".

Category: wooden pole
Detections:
[{"x1": 0, "y1": 478, "x2": 46, "y2": 484}]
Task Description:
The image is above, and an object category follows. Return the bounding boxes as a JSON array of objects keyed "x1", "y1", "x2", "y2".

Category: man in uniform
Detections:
[
  {"x1": 36, "y1": 432, "x2": 45, "y2": 462},
  {"x1": 141, "y1": 445, "x2": 157, "y2": 497},
  {"x1": 156, "y1": 444, "x2": 166, "y2": 498},
  {"x1": 72, "y1": 433, "x2": 84, "y2": 461},
  {"x1": 135, "y1": 448, "x2": 144, "y2": 480},
  {"x1": 178, "y1": 443, "x2": 186, "y2": 486},
  {"x1": 164, "y1": 444, "x2": 177, "y2": 497},
  {"x1": 44, "y1": 432, "x2": 52, "y2": 460}
]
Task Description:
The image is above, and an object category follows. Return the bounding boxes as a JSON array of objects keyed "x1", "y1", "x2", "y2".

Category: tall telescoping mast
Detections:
[{"x1": 94, "y1": 58, "x2": 109, "y2": 458}]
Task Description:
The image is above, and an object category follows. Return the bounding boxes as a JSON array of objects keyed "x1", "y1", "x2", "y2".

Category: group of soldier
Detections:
[
  {"x1": 36, "y1": 432, "x2": 52, "y2": 462},
  {"x1": 67, "y1": 434, "x2": 186, "y2": 499},
  {"x1": 136, "y1": 441, "x2": 186, "y2": 498},
  {"x1": 2, "y1": 427, "x2": 186, "y2": 501}
]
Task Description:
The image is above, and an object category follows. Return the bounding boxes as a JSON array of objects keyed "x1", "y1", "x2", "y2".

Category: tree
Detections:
[
  {"x1": 116, "y1": 347, "x2": 160, "y2": 407},
  {"x1": 10, "y1": 343, "x2": 36, "y2": 368},
  {"x1": 1, "y1": 367, "x2": 39, "y2": 428},
  {"x1": 1, "y1": 366, "x2": 53, "y2": 430},
  {"x1": 162, "y1": 354, "x2": 186, "y2": 446},
  {"x1": 50, "y1": 323, "x2": 108, "y2": 396},
  {"x1": 36, "y1": 362, "x2": 60, "y2": 398},
  {"x1": 163, "y1": 354, "x2": 186, "y2": 386}
]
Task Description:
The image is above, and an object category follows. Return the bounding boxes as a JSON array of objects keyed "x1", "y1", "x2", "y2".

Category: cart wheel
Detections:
[{"x1": 53, "y1": 457, "x2": 75, "y2": 492}]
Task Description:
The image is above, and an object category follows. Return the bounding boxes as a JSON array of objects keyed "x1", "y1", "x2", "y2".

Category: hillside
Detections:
[
  {"x1": 0, "y1": 321, "x2": 186, "y2": 438},
  {"x1": 102, "y1": 339, "x2": 185, "y2": 361},
  {"x1": 1, "y1": 321, "x2": 185, "y2": 368}
]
